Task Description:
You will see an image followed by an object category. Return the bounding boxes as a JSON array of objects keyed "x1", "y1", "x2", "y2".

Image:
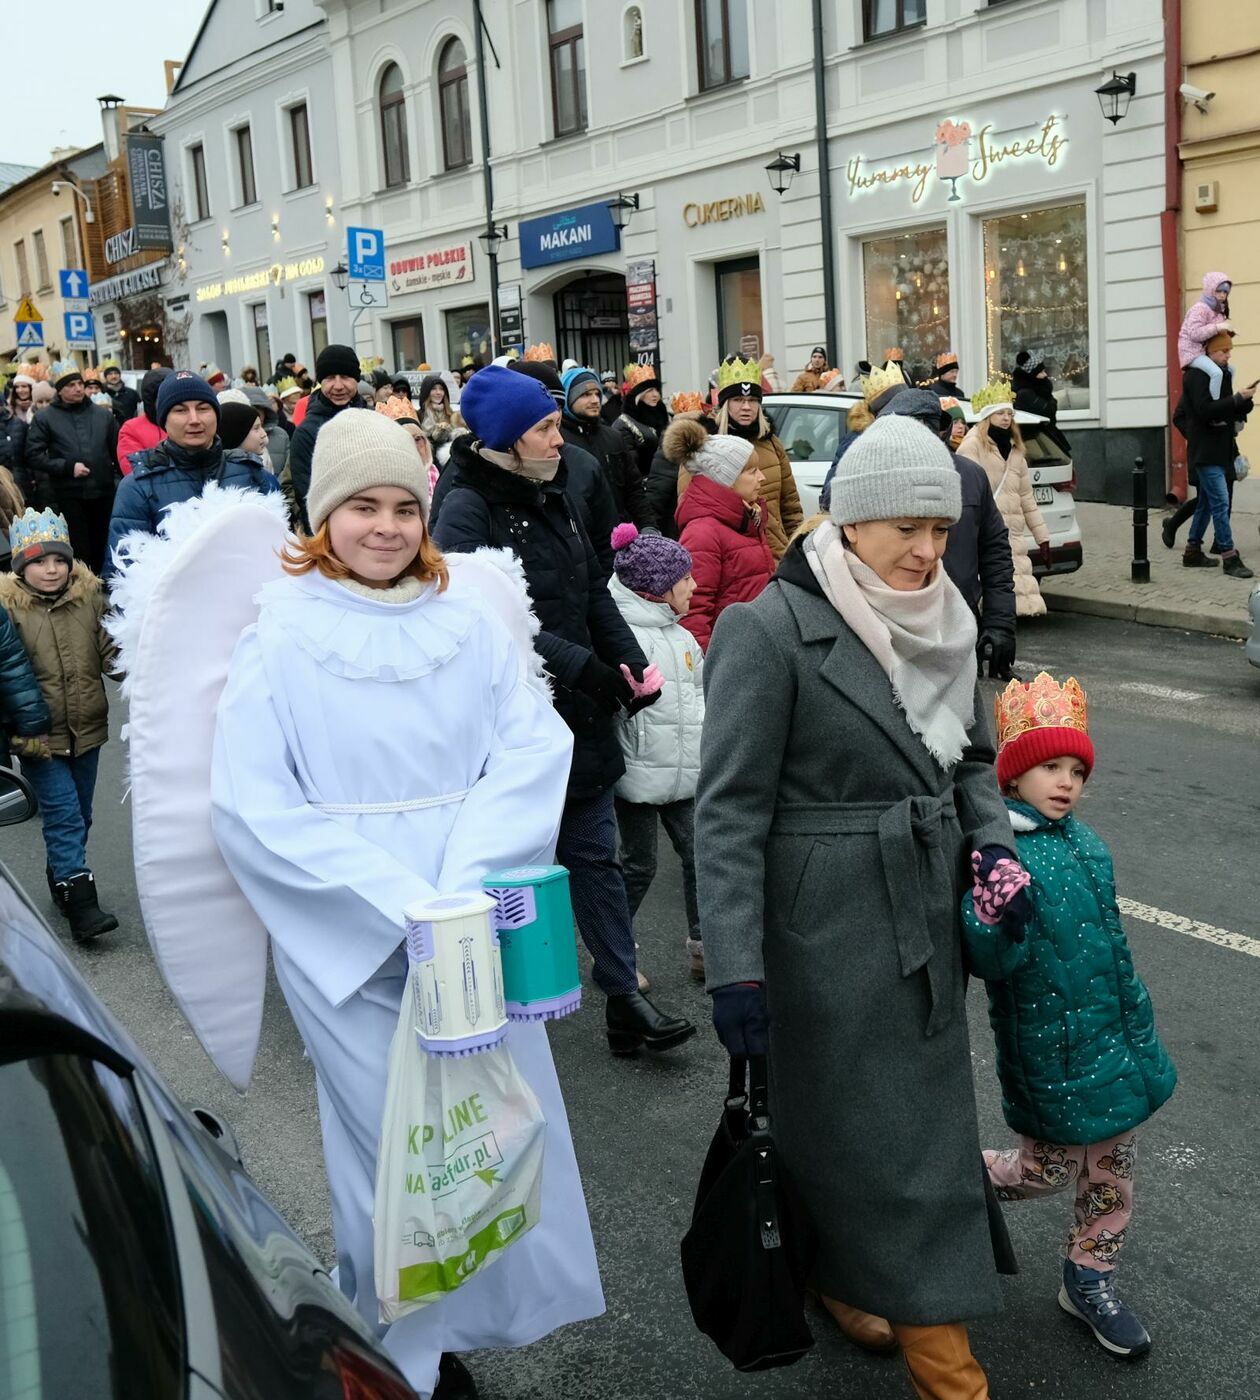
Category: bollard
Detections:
[{"x1": 1131, "y1": 457, "x2": 1150, "y2": 585}]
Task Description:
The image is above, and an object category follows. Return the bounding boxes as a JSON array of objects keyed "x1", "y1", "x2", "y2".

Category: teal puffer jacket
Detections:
[{"x1": 961, "y1": 799, "x2": 1176, "y2": 1143}]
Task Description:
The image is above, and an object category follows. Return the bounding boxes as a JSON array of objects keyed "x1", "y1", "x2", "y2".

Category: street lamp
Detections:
[
  {"x1": 607, "y1": 192, "x2": 640, "y2": 233},
  {"x1": 478, "y1": 224, "x2": 509, "y2": 259},
  {"x1": 765, "y1": 151, "x2": 801, "y2": 196},
  {"x1": 1094, "y1": 71, "x2": 1136, "y2": 126},
  {"x1": 331, "y1": 260, "x2": 349, "y2": 292}
]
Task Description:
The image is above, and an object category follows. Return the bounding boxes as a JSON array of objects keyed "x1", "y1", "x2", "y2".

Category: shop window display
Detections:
[
  {"x1": 983, "y1": 203, "x2": 1089, "y2": 411},
  {"x1": 861, "y1": 228, "x2": 950, "y2": 387}
]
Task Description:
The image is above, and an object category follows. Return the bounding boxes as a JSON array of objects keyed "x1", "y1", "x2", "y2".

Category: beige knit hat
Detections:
[
  {"x1": 307, "y1": 406, "x2": 429, "y2": 532},
  {"x1": 661, "y1": 418, "x2": 755, "y2": 488}
]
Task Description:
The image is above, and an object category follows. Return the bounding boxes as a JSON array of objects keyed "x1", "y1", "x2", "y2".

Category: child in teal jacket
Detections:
[{"x1": 962, "y1": 673, "x2": 1175, "y2": 1361}]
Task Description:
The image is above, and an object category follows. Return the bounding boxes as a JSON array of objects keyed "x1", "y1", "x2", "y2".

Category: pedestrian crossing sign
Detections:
[
  {"x1": 16, "y1": 322, "x2": 44, "y2": 347},
  {"x1": 13, "y1": 296, "x2": 43, "y2": 323}
]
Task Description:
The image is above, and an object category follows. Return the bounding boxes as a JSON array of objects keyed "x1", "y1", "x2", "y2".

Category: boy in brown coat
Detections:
[{"x1": 1, "y1": 507, "x2": 121, "y2": 939}]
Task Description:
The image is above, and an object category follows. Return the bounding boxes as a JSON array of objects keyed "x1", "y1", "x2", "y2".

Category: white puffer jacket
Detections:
[{"x1": 609, "y1": 575, "x2": 705, "y2": 805}]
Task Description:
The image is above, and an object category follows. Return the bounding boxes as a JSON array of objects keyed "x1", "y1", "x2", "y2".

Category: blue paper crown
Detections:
[{"x1": 10, "y1": 507, "x2": 71, "y2": 557}]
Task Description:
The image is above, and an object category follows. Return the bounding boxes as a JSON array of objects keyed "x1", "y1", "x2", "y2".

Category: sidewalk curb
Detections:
[{"x1": 1043, "y1": 589, "x2": 1249, "y2": 641}]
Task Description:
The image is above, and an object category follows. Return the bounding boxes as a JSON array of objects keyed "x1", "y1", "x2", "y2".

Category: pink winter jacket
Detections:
[{"x1": 1177, "y1": 269, "x2": 1232, "y2": 368}]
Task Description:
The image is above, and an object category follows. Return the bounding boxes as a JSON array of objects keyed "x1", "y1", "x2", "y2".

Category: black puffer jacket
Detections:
[
  {"x1": 0, "y1": 405, "x2": 28, "y2": 504},
  {"x1": 25, "y1": 397, "x2": 119, "y2": 500},
  {"x1": 1012, "y1": 366, "x2": 1072, "y2": 456},
  {"x1": 1180, "y1": 363, "x2": 1253, "y2": 479},
  {"x1": 286, "y1": 391, "x2": 371, "y2": 531},
  {"x1": 944, "y1": 453, "x2": 1016, "y2": 635},
  {"x1": 105, "y1": 382, "x2": 140, "y2": 426},
  {"x1": 560, "y1": 414, "x2": 655, "y2": 531},
  {"x1": 611, "y1": 401, "x2": 668, "y2": 476},
  {"x1": 430, "y1": 438, "x2": 619, "y2": 579},
  {"x1": 0, "y1": 606, "x2": 51, "y2": 737},
  {"x1": 432, "y1": 437, "x2": 645, "y2": 799}
]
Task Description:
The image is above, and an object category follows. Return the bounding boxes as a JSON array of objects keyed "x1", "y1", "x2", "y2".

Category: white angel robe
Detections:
[{"x1": 209, "y1": 567, "x2": 604, "y2": 1396}]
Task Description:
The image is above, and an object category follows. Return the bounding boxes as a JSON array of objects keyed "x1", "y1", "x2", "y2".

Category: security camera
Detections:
[
  {"x1": 51, "y1": 181, "x2": 61, "y2": 196},
  {"x1": 1180, "y1": 83, "x2": 1215, "y2": 113}
]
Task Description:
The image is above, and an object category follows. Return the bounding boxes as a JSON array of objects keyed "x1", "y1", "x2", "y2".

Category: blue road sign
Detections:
[
  {"x1": 16, "y1": 322, "x2": 43, "y2": 348},
  {"x1": 346, "y1": 226, "x2": 385, "y2": 281},
  {"x1": 59, "y1": 268, "x2": 90, "y2": 301},
  {"x1": 64, "y1": 310, "x2": 96, "y2": 345}
]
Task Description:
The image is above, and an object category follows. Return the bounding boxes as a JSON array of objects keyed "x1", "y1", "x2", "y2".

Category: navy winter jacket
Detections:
[
  {"x1": 104, "y1": 437, "x2": 279, "y2": 579},
  {"x1": 0, "y1": 606, "x2": 51, "y2": 737}
]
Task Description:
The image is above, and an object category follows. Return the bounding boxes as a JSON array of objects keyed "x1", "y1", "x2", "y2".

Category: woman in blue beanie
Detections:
[{"x1": 433, "y1": 365, "x2": 696, "y2": 1057}]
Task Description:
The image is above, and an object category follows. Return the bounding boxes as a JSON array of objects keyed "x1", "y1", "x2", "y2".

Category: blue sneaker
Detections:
[{"x1": 1058, "y1": 1260, "x2": 1151, "y2": 1358}]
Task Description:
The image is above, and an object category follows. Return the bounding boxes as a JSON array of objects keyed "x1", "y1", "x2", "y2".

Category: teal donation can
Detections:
[{"x1": 481, "y1": 865, "x2": 582, "y2": 1021}]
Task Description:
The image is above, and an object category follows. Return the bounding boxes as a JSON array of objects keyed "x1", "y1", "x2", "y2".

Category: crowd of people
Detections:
[{"x1": 0, "y1": 329, "x2": 1194, "y2": 1400}]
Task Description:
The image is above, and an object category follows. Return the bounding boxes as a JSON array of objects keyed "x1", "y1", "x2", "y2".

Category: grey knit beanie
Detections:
[
  {"x1": 663, "y1": 417, "x2": 755, "y2": 488},
  {"x1": 307, "y1": 407, "x2": 429, "y2": 532},
  {"x1": 829, "y1": 414, "x2": 961, "y2": 526}
]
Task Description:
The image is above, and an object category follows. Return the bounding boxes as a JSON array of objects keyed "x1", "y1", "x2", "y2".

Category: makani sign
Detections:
[
  {"x1": 519, "y1": 201, "x2": 621, "y2": 270},
  {"x1": 845, "y1": 115, "x2": 1068, "y2": 205}
]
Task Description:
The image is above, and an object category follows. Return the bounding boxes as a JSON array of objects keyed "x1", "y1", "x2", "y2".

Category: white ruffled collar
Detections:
[{"x1": 257, "y1": 570, "x2": 480, "y2": 681}]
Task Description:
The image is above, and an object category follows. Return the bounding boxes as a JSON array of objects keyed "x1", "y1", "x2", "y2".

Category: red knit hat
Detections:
[{"x1": 994, "y1": 672, "x2": 1095, "y2": 789}]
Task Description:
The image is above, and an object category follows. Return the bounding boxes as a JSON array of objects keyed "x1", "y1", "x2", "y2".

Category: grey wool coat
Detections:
[{"x1": 694, "y1": 542, "x2": 1015, "y2": 1326}]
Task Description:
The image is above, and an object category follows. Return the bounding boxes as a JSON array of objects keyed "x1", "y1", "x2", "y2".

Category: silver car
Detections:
[
  {"x1": 764, "y1": 391, "x2": 1084, "y2": 578},
  {"x1": 1247, "y1": 583, "x2": 1260, "y2": 668}
]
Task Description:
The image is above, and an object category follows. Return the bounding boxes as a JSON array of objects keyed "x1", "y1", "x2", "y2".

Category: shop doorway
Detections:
[
  {"x1": 553, "y1": 273, "x2": 628, "y2": 375},
  {"x1": 390, "y1": 317, "x2": 426, "y2": 371},
  {"x1": 714, "y1": 256, "x2": 763, "y2": 362}
]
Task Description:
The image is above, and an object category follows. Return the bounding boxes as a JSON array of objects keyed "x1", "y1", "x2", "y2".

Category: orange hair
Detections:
[{"x1": 281, "y1": 519, "x2": 448, "y2": 592}]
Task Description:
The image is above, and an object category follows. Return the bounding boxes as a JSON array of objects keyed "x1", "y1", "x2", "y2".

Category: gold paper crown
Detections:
[
  {"x1": 935, "y1": 350, "x2": 958, "y2": 369},
  {"x1": 624, "y1": 363, "x2": 657, "y2": 389},
  {"x1": 995, "y1": 672, "x2": 1089, "y2": 750},
  {"x1": 861, "y1": 362, "x2": 905, "y2": 403},
  {"x1": 523, "y1": 342, "x2": 555, "y2": 363},
  {"x1": 275, "y1": 376, "x2": 301, "y2": 395},
  {"x1": 970, "y1": 376, "x2": 1015, "y2": 413},
  {"x1": 883, "y1": 346, "x2": 904, "y2": 362},
  {"x1": 670, "y1": 391, "x2": 704, "y2": 413},
  {"x1": 716, "y1": 356, "x2": 761, "y2": 393}
]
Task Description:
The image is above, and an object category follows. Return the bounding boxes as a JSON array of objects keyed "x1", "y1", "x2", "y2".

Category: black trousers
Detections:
[{"x1": 55, "y1": 494, "x2": 114, "y2": 576}]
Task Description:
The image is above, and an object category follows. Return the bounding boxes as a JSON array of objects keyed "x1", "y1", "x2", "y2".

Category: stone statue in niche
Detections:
[{"x1": 627, "y1": 7, "x2": 643, "y2": 60}]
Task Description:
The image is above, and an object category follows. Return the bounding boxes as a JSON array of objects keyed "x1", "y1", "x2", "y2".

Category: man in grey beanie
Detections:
[{"x1": 875, "y1": 389, "x2": 1016, "y2": 678}]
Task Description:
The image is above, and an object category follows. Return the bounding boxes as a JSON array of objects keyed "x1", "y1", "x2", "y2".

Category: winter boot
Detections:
[
  {"x1": 1209, "y1": 539, "x2": 1224, "y2": 554},
  {"x1": 815, "y1": 1293, "x2": 898, "y2": 1355},
  {"x1": 1058, "y1": 1260, "x2": 1151, "y2": 1358},
  {"x1": 1160, "y1": 517, "x2": 1177, "y2": 550},
  {"x1": 432, "y1": 1353, "x2": 479, "y2": 1400},
  {"x1": 685, "y1": 936, "x2": 705, "y2": 980},
  {"x1": 46, "y1": 864, "x2": 67, "y2": 913},
  {"x1": 891, "y1": 1323, "x2": 989, "y2": 1399},
  {"x1": 1182, "y1": 545, "x2": 1220, "y2": 568},
  {"x1": 1223, "y1": 552, "x2": 1255, "y2": 579},
  {"x1": 62, "y1": 872, "x2": 119, "y2": 942},
  {"x1": 605, "y1": 990, "x2": 696, "y2": 1055}
]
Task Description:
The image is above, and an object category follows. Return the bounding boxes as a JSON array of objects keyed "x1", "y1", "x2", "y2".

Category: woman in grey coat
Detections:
[{"x1": 695, "y1": 414, "x2": 1017, "y2": 1398}]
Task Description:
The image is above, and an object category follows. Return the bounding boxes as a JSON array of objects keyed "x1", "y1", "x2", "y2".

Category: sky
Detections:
[{"x1": 6, "y1": 3, "x2": 206, "y2": 169}]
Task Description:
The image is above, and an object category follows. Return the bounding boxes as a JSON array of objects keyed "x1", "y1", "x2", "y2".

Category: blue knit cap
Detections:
[
  {"x1": 561, "y1": 366, "x2": 601, "y2": 421},
  {"x1": 460, "y1": 364, "x2": 558, "y2": 451},
  {"x1": 156, "y1": 370, "x2": 221, "y2": 428}
]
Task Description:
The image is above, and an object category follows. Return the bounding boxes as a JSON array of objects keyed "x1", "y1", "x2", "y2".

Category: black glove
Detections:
[
  {"x1": 711, "y1": 983, "x2": 769, "y2": 1058},
  {"x1": 975, "y1": 844, "x2": 1033, "y2": 940},
  {"x1": 976, "y1": 628, "x2": 1016, "y2": 680},
  {"x1": 574, "y1": 655, "x2": 633, "y2": 715}
]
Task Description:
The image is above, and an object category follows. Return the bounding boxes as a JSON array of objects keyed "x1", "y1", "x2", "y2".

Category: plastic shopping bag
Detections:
[{"x1": 374, "y1": 997, "x2": 547, "y2": 1323}]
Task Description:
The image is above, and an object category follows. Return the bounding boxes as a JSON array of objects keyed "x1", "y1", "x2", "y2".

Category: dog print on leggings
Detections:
[
  {"x1": 1076, "y1": 1181, "x2": 1123, "y2": 1223},
  {"x1": 1077, "y1": 1226, "x2": 1126, "y2": 1266},
  {"x1": 1097, "y1": 1138, "x2": 1136, "y2": 1180},
  {"x1": 1022, "y1": 1141, "x2": 1077, "y2": 1189}
]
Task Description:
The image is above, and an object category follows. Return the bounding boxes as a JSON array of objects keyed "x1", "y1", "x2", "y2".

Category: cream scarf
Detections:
[
  {"x1": 480, "y1": 445, "x2": 561, "y2": 482},
  {"x1": 336, "y1": 575, "x2": 428, "y2": 604},
  {"x1": 803, "y1": 520, "x2": 978, "y2": 768}
]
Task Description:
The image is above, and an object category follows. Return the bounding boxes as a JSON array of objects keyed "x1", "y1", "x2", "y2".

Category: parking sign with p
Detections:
[
  {"x1": 347, "y1": 226, "x2": 385, "y2": 282},
  {"x1": 64, "y1": 310, "x2": 96, "y2": 347}
]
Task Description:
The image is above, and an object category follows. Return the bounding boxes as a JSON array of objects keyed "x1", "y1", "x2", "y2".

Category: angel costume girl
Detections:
[{"x1": 112, "y1": 408, "x2": 603, "y2": 1399}]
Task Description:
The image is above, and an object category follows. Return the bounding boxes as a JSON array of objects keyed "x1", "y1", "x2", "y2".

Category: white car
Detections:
[
  {"x1": 764, "y1": 391, "x2": 1083, "y2": 578},
  {"x1": 1247, "y1": 584, "x2": 1260, "y2": 668}
]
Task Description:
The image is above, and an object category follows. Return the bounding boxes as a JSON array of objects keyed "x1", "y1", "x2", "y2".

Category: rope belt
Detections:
[{"x1": 312, "y1": 788, "x2": 470, "y2": 815}]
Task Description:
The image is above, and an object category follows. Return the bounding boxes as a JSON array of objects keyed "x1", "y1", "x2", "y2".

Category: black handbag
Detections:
[{"x1": 680, "y1": 1055, "x2": 816, "y2": 1371}]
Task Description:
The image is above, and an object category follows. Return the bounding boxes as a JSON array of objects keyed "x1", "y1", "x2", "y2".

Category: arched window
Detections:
[
  {"x1": 623, "y1": 6, "x2": 644, "y2": 61},
  {"x1": 438, "y1": 38, "x2": 472, "y2": 171},
  {"x1": 379, "y1": 63, "x2": 410, "y2": 189}
]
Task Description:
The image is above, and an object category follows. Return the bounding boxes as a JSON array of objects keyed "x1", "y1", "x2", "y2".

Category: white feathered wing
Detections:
[{"x1": 108, "y1": 486, "x2": 550, "y2": 1091}]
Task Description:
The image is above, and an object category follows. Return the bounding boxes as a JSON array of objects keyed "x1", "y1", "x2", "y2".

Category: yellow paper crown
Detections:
[
  {"x1": 861, "y1": 362, "x2": 905, "y2": 403},
  {"x1": 970, "y1": 376, "x2": 1015, "y2": 413},
  {"x1": 624, "y1": 363, "x2": 657, "y2": 389},
  {"x1": 715, "y1": 356, "x2": 761, "y2": 393},
  {"x1": 995, "y1": 672, "x2": 1089, "y2": 750},
  {"x1": 670, "y1": 391, "x2": 704, "y2": 413},
  {"x1": 523, "y1": 342, "x2": 555, "y2": 362},
  {"x1": 275, "y1": 376, "x2": 300, "y2": 395}
]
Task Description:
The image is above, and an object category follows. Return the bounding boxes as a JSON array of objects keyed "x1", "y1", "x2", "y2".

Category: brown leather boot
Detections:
[
  {"x1": 891, "y1": 1323, "x2": 989, "y2": 1400},
  {"x1": 817, "y1": 1294, "x2": 899, "y2": 1355}
]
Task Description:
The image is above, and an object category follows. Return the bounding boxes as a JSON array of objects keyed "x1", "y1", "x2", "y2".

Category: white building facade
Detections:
[{"x1": 149, "y1": 0, "x2": 351, "y2": 378}]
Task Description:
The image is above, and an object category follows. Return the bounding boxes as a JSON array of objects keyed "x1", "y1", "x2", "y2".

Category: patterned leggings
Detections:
[{"x1": 984, "y1": 1131, "x2": 1137, "y2": 1271}]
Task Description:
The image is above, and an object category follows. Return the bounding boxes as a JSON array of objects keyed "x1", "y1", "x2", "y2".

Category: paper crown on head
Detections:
[
  {"x1": 9, "y1": 506, "x2": 72, "y2": 561},
  {"x1": 883, "y1": 346, "x2": 905, "y2": 362},
  {"x1": 970, "y1": 376, "x2": 1015, "y2": 415},
  {"x1": 624, "y1": 363, "x2": 658, "y2": 390},
  {"x1": 523, "y1": 342, "x2": 556, "y2": 363},
  {"x1": 716, "y1": 356, "x2": 761, "y2": 393},
  {"x1": 100, "y1": 357, "x2": 120, "y2": 371},
  {"x1": 670, "y1": 391, "x2": 704, "y2": 413},
  {"x1": 995, "y1": 672, "x2": 1094, "y2": 788},
  {"x1": 275, "y1": 376, "x2": 301, "y2": 396},
  {"x1": 935, "y1": 350, "x2": 959, "y2": 370},
  {"x1": 861, "y1": 362, "x2": 905, "y2": 404}
]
